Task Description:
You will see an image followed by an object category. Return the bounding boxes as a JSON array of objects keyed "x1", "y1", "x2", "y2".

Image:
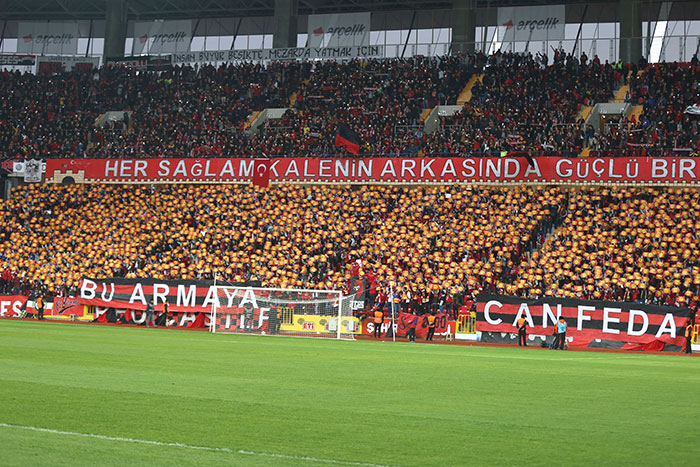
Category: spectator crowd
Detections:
[
  {"x1": 3, "y1": 51, "x2": 697, "y2": 162},
  {"x1": 593, "y1": 57, "x2": 700, "y2": 157},
  {"x1": 1, "y1": 183, "x2": 698, "y2": 314}
]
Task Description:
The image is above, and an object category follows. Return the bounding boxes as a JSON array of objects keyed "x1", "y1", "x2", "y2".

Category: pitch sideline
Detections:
[{"x1": 0, "y1": 422, "x2": 395, "y2": 467}]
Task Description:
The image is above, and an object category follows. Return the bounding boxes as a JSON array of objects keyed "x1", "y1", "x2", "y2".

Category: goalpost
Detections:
[{"x1": 209, "y1": 286, "x2": 358, "y2": 340}]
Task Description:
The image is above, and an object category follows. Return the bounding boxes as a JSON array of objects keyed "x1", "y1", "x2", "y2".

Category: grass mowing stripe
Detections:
[{"x1": 0, "y1": 423, "x2": 395, "y2": 467}]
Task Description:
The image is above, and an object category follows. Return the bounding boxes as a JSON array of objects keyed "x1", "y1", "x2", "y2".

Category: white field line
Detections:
[{"x1": 0, "y1": 423, "x2": 395, "y2": 467}]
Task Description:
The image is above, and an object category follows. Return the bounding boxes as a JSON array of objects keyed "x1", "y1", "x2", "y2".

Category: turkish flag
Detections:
[{"x1": 253, "y1": 159, "x2": 271, "y2": 187}]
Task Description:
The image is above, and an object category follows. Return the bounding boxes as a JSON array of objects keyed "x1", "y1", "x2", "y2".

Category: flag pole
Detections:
[
  {"x1": 390, "y1": 282, "x2": 396, "y2": 342},
  {"x1": 210, "y1": 272, "x2": 217, "y2": 333}
]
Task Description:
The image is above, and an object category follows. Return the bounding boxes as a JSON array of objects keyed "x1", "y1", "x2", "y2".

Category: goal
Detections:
[{"x1": 209, "y1": 286, "x2": 358, "y2": 339}]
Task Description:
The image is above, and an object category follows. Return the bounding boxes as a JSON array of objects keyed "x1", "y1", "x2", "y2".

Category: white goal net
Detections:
[{"x1": 210, "y1": 287, "x2": 358, "y2": 339}]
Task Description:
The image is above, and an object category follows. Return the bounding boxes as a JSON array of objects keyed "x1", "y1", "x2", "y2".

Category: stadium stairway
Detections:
[
  {"x1": 289, "y1": 79, "x2": 309, "y2": 107},
  {"x1": 627, "y1": 105, "x2": 644, "y2": 126},
  {"x1": 419, "y1": 108, "x2": 433, "y2": 123},
  {"x1": 576, "y1": 105, "x2": 593, "y2": 158},
  {"x1": 456, "y1": 74, "x2": 483, "y2": 105},
  {"x1": 613, "y1": 83, "x2": 630, "y2": 104},
  {"x1": 244, "y1": 111, "x2": 262, "y2": 130},
  {"x1": 578, "y1": 105, "x2": 593, "y2": 123}
]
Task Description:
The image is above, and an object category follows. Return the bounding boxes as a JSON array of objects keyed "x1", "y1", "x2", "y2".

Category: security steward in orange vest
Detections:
[
  {"x1": 373, "y1": 308, "x2": 383, "y2": 338},
  {"x1": 685, "y1": 320, "x2": 694, "y2": 354},
  {"x1": 36, "y1": 295, "x2": 45, "y2": 320},
  {"x1": 517, "y1": 316, "x2": 527, "y2": 347},
  {"x1": 426, "y1": 312, "x2": 437, "y2": 341}
]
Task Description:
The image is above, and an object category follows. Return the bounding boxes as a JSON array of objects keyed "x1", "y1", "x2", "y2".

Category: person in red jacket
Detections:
[
  {"x1": 375, "y1": 288, "x2": 388, "y2": 317},
  {"x1": 407, "y1": 315, "x2": 418, "y2": 342}
]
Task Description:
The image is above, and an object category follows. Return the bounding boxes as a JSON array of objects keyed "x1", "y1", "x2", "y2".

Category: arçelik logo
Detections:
[
  {"x1": 22, "y1": 33, "x2": 75, "y2": 45},
  {"x1": 312, "y1": 24, "x2": 365, "y2": 38},
  {"x1": 139, "y1": 32, "x2": 188, "y2": 45},
  {"x1": 502, "y1": 17, "x2": 560, "y2": 32}
]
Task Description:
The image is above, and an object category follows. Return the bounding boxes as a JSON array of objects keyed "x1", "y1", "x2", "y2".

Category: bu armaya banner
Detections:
[
  {"x1": 476, "y1": 293, "x2": 692, "y2": 350},
  {"x1": 46, "y1": 157, "x2": 700, "y2": 185},
  {"x1": 79, "y1": 278, "x2": 261, "y2": 313}
]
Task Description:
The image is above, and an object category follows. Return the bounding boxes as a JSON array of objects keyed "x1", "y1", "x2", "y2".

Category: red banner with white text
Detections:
[
  {"x1": 0, "y1": 295, "x2": 28, "y2": 317},
  {"x1": 78, "y1": 278, "x2": 260, "y2": 312},
  {"x1": 46, "y1": 157, "x2": 700, "y2": 185}
]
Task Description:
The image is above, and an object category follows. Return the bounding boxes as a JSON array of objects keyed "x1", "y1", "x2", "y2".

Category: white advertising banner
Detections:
[
  {"x1": 307, "y1": 12, "x2": 370, "y2": 48},
  {"x1": 172, "y1": 45, "x2": 384, "y2": 64},
  {"x1": 17, "y1": 22, "x2": 79, "y2": 55},
  {"x1": 133, "y1": 20, "x2": 192, "y2": 55},
  {"x1": 497, "y1": 5, "x2": 565, "y2": 42}
]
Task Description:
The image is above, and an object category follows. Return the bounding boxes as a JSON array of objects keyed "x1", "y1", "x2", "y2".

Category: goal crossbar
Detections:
[{"x1": 209, "y1": 286, "x2": 356, "y2": 340}]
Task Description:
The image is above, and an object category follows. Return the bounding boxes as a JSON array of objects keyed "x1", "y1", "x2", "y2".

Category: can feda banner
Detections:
[{"x1": 475, "y1": 293, "x2": 691, "y2": 349}]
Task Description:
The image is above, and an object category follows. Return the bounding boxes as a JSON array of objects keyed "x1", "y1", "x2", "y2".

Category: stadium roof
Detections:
[{"x1": 2, "y1": 0, "x2": 600, "y2": 20}]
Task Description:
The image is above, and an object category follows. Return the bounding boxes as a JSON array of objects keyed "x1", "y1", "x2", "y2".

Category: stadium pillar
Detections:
[
  {"x1": 104, "y1": 0, "x2": 128, "y2": 58},
  {"x1": 451, "y1": 0, "x2": 476, "y2": 54},
  {"x1": 273, "y1": 0, "x2": 297, "y2": 48},
  {"x1": 619, "y1": 0, "x2": 643, "y2": 64}
]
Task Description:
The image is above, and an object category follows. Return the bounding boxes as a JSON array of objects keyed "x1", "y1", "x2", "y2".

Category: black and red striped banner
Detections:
[
  {"x1": 79, "y1": 278, "x2": 261, "y2": 312},
  {"x1": 475, "y1": 294, "x2": 692, "y2": 348}
]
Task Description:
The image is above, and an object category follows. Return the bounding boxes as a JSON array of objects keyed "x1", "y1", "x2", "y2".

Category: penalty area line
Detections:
[{"x1": 0, "y1": 423, "x2": 395, "y2": 467}]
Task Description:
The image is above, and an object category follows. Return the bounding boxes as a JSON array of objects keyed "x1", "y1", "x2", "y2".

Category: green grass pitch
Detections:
[{"x1": 0, "y1": 320, "x2": 698, "y2": 466}]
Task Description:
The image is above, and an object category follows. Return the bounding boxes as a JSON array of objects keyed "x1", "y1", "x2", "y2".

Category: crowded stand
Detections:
[
  {"x1": 422, "y1": 50, "x2": 620, "y2": 157},
  {"x1": 87, "y1": 62, "x2": 306, "y2": 159},
  {"x1": 510, "y1": 187, "x2": 700, "y2": 310},
  {"x1": 8, "y1": 183, "x2": 699, "y2": 316},
  {"x1": 245, "y1": 55, "x2": 475, "y2": 157},
  {"x1": 2, "y1": 51, "x2": 700, "y2": 321},
  {"x1": 0, "y1": 62, "x2": 305, "y2": 160},
  {"x1": 592, "y1": 58, "x2": 700, "y2": 157},
  {"x1": 0, "y1": 183, "x2": 563, "y2": 312},
  {"x1": 8, "y1": 51, "x2": 692, "y2": 161}
]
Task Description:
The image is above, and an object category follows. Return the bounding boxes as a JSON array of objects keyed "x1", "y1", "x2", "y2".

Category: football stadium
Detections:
[{"x1": 1, "y1": 0, "x2": 700, "y2": 465}]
